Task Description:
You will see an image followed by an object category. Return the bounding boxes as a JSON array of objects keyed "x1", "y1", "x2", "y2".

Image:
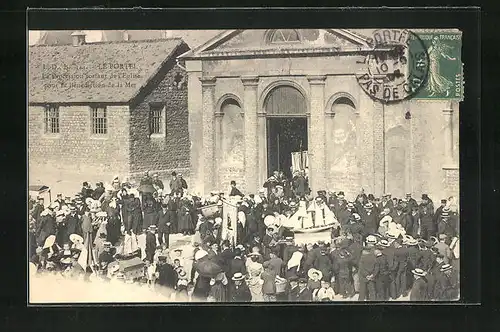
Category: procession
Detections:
[{"x1": 28, "y1": 170, "x2": 460, "y2": 302}]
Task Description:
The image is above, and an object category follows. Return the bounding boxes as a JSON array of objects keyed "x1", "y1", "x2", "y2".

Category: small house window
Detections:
[
  {"x1": 269, "y1": 29, "x2": 300, "y2": 43},
  {"x1": 149, "y1": 104, "x2": 164, "y2": 135},
  {"x1": 91, "y1": 106, "x2": 107, "y2": 135},
  {"x1": 44, "y1": 105, "x2": 60, "y2": 134}
]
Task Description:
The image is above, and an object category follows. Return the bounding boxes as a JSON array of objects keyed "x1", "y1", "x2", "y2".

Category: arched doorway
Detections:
[
  {"x1": 219, "y1": 97, "x2": 244, "y2": 190},
  {"x1": 328, "y1": 96, "x2": 359, "y2": 198},
  {"x1": 264, "y1": 85, "x2": 308, "y2": 179}
]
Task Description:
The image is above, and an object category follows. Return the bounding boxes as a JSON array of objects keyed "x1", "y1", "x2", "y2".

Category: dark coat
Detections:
[
  {"x1": 145, "y1": 232, "x2": 156, "y2": 255},
  {"x1": 229, "y1": 257, "x2": 247, "y2": 277},
  {"x1": 296, "y1": 288, "x2": 313, "y2": 302},
  {"x1": 410, "y1": 277, "x2": 429, "y2": 301},
  {"x1": 434, "y1": 270, "x2": 459, "y2": 300},
  {"x1": 261, "y1": 269, "x2": 277, "y2": 294},
  {"x1": 358, "y1": 249, "x2": 377, "y2": 280},
  {"x1": 292, "y1": 175, "x2": 308, "y2": 196},
  {"x1": 157, "y1": 209, "x2": 170, "y2": 233},
  {"x1": 31, "y1": 204, "x2": 44, "y2": 222},
  {"x1": 92, "y1": 187, "x2": 105, "y2": 201},
  {"x1": 142, "y1": 197, "x2": 158, "y2": 229},
  {"x1": 313, "y1": 254, "x2": 333, "y2": 281},
  {"x1": 36, "y1": 214, "x2": 56, "y2": 246},
  {"x1": 359, "y1": 210, "x2": 378, "y2": 235},
  {"x1": 65, "y1": 214, "x2": 82, "y2": 237},
  {"x1": 229, "y1": 282, "x2": 252, "y2": 302},
  {"x1": 126, "y1": 198, "x2": 143, "y2": 233},
  {"x1": 219, "y1": 248, "x2": 235, "y2": 275},
  {"x1": 229, "y1": 187, "x2": 244, "y2": 197}
]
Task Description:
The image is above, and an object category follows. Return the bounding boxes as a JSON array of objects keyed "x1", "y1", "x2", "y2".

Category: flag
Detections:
[{"x1": 78, "y1": 232, "x2": 97, "y2": 272}]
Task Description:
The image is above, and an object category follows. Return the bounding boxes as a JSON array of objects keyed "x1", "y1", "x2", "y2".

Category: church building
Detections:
[{"x1": 179, "y1": 29, "x2": 459, "y2": 200}]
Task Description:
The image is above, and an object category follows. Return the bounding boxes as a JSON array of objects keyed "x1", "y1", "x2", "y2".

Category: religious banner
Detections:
[
  {"x1": 291, "y1": 151, "x2": 308, "y2": 173},
  {"x1": 221, "y1": 199, "x2": 238, "y2": 246}
]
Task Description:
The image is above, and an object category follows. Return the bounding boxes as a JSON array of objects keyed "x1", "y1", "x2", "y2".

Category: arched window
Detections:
[{"x1": 268, "y1": 29, "x2": 300, "y2": 43}]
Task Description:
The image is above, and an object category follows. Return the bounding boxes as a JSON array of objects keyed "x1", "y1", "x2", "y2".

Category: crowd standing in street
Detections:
[{"x1": 29, "y1": 169, "x2": 459, "y2": 302}]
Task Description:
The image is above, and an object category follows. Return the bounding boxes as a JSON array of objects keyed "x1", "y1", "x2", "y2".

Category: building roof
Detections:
[
  {"x1": 29, "y1": 38, "x2": 186, "y2": 104},
  {"x1": 178, "y1": 29, "x2": 371, "y2": 60}
]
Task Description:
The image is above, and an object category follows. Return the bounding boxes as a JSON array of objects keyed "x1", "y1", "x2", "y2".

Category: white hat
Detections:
[
  {"x1": 440, "y1": 264, "x2": 453, "y2": 272},
  {"x1": 194, "y1": 250, "x2": 208, "y2": 261},
  {"x1": 69, "y1": 234, "x2": 84, "y2": 244},
  {"x1": 365, "y1": 235, "x2": 377, "y2": 244},
  {"x1": 232, "y1": 272, "x2": 245, "y2": 281},
  {"x1": 307, "y1": 268, "x2": 323, "y2": 280},
  {"x1": 411, "y1": 268, "x2": 427, "y2": 277}
]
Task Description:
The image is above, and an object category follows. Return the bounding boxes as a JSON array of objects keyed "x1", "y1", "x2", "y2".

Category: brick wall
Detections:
[
  {"x1": 129, "y1": 58, "x2": 190, "y2": 180},
  {"x1": 28, "y1": 105, "x2": 130, "y2": 195}
]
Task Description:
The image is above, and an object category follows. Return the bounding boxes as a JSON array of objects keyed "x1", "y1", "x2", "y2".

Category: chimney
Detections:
[{"x1": 71, "y1": 31, "x2": 86, "y2": 46}]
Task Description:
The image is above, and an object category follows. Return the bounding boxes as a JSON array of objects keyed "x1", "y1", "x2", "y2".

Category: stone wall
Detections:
[
  {"x1": 28, "y1": 105, "x2": 130, "y2": 194},
  {"x1": 129, "y1": 59, "x2": 190, "y2": 177}
]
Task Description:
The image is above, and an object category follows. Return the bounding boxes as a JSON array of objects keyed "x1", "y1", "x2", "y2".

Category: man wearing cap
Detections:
[
  {"x1": 229, "y1": 272, "x2": 252, "y2": 302},
  {"x1": 357, "y1": 235, "x2": 378, "y2": 301},
  {"x1": 359, "y1": 202, "x2": 378, "y2": 236},
  {"x1": 313, "y1": 244, "x2": 333, "y2": 283},
  {"x1": 157, "y1": 203, "x2": 172, "y2": 248},
  {"x1": 433, "y1": 199, "x2": 448, "y2": 225},
  {"x1": 392, "y1": 236, "x2": 410, "y2": 299},
  {"x1": 63, "y1": 206, "x2": 82, "y2": 244},
  {"x1": 55, "y1": 194, "x2": 65, "y2": 209},
  {"x1": 92, "y1": 182, "x2": 105, "y2": 201},
  {"x1": 381, "y1": 194, "x2": 394, "y2": 213},
  {"x1": 434, "y1": 234, "x2": 453, "y2": 264},
  {"x1": 433, "y1": 264, "x2": 458, "y2": 300},
  {"x1": 296, "y1": 277, "x2": 313, "y2": 302},
  {"x1": 36, "y1": 207, "x2": 57, "y2": 247},
  {"x1": 419, "y1": 200, "x2": 436, "y2": 240},
  {"x1": 152, "y1": 173, "x2": 164, "y2": 191},
  {"x1": 169, "y1": 172, "x2": 181, "y2": 196},
  {"x1": 334, "y1": 192, "x2": 350, "y2": 227},
  {"x1": 405, "y1": 193, "x2": 418, "y2": 211},
  {"x1": 409, "y1": 268, "x2": 429, "y2": 301},
  {"x1": 426, "y1": 253, "x2": 445, "y2": 300},
  {"x1": 437, "y1": 207, "x2": 457, "y2": 240},
  {"x1": 98, "y1": 242, "x2": 114, "y2": 278},
  {"x1": 81, "y1": 182, "x2": 93, "y2": 200},
  {"x1": 32, "y1": 197, "x2": 45, "y2": 224},
  {"x1": 374, "y1": 241, "x2": 390, "y2": 301},
  {"x1": 420, "y1": 194, "x2": 435, "y2": 215},
  {"x1": 333, "y1": 240, "x2": 354, "y2": 298}
]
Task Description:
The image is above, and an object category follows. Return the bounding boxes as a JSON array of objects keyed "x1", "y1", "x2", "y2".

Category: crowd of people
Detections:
[{"x1": 28, "y1": 169, "x2": 460, "y2": 302}]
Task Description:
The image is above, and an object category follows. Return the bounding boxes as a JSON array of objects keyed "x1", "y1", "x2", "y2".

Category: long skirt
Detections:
[
  {"x1": 193, "y1": 275, "x2": 211, "y2": 300},
  {"x1": 106, "y1": 216, "x2": 122, "y2": 245},
  {"x1": 143, "y1": 211, "x2": 157, "y2": 229},
  {"x1": 247, "y1": 277, "x2": 263, "y2": 302},
  {"x1": 178, "y1": 213, "x2": 194, "y2": 233}
]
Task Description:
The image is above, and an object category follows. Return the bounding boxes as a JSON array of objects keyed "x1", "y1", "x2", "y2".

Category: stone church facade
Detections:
[{"x1": 179, "y1": 29, "x2": 459, "y2": 201}]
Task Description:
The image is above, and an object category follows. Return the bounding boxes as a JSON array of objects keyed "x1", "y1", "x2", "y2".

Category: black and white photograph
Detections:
[{"x1": 28, "y1": 26, "x2": 462, "y2": 303}]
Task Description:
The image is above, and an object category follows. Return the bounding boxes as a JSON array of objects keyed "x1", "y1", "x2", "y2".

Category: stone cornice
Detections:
[
  {"x1": 183, "y1": 46, "x2": 388, "y2": 60},
  {"x1": 307, "y1": 75, "x2": 327, "y2": 85},
  {"x1": 241, "y1": 75, "x2": 260, "y2": 86},
  {"x1": 199, "y1": 76, "x2": 217, "y2": 86}
]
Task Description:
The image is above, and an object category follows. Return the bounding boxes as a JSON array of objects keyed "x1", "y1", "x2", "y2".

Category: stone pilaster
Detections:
[
  {"x1": 373, "y1": 101, "x2": 385, "y2": 197},
  {"x1": 200, "y1": 76, "x2": 217, "y2": 194},
  {"x1": 257, "y1": 111, "x2": 267, "y2": 188},
  {"x1": 307, "y1": 75, "x2": 327, "y2": 193},
  {"x1": 442, "y1": 106, "x2": 454, "y2": 166},
  {"x1": 214, "y1": 111, "x2": 224, "y2": 187},
  {"x1": 241, "y1": 75, "x2": 259, "y2": 194}
]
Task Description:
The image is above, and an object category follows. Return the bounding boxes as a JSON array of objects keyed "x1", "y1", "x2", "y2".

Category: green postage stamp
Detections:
[{"x1": 411, "y1": 30, "x2": 463, "y2": 100}]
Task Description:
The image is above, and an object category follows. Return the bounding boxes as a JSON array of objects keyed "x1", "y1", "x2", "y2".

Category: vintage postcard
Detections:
[{"x1": 28, "y1": 28, "x2": 462, "y2": 303}]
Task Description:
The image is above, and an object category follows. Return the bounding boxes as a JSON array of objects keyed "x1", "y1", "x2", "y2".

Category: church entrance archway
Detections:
[{"x1": 264, "y1": 85, "x2": 308, "y2": 179}]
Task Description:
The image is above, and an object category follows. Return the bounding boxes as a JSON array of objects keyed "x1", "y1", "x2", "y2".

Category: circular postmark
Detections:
[{"x1": 356, "y1": 29, "x2": 430, "y2": 103}]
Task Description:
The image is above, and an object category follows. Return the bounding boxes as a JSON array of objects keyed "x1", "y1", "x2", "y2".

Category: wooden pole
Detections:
[{"x1": 277, "y1": 132, "x2": 280, "y2": 172}]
